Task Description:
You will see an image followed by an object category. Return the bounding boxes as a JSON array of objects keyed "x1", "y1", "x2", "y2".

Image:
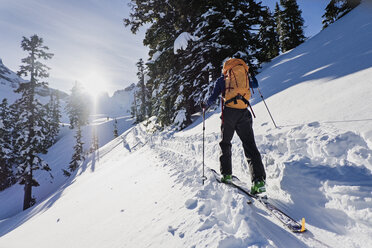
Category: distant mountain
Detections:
[
  {"x1": 0, "y1": 58, "x2": 23, "y2": 90},
  {"x1": 0, "y1": 58, "x2": 68, "y2": 104},
  {"x1": 90, "y1": 83, "x2": 135, "y2": 118}
]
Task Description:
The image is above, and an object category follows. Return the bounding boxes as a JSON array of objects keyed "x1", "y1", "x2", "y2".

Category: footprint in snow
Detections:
[
  {"x1": 307, "y1": 121, "x2": 320, "y2": 127},
  {"x1": 185, "y1": 198, "x2": 198, "y2": 210},
  {"x1": 167, "y1": 226, "x2": 178, "y2": 236}
]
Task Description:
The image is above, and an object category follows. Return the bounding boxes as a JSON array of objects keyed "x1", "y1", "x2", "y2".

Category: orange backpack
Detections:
[{"x1": 222, "y1": 58, "x2": 251, "y2": 109}]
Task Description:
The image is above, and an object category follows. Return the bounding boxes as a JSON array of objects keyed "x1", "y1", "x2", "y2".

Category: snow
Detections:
[
  {"x1": 174, "y1": 32, "x2": 195, "y2": 54},
  {"x1": 1, "y1": 2, "x2": 372, "y2": 248},
  {"x1": 173, "y1": 108, "x2": 187, "y2": 130}
]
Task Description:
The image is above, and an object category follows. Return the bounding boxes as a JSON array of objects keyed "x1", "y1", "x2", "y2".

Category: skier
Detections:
[{"x1": 201, "y1": 58, "x2": 266, "y2": 194}]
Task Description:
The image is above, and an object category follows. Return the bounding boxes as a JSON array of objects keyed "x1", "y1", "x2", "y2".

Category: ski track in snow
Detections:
[
  {"x1": 2, "y1": 80, "x2": 372, "y2": 244},
  {"x1": 1, "y1": 112, "x2": 372, "y2": 247},
  {"x1": 118, "y1": 118, "x2": 372, "y2": 248}
]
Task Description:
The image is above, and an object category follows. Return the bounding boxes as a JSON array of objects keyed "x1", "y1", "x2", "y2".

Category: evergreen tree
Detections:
[
  {"x1": 322, "y1": 0, "x2": 361, "y2": 29},
  {"x1": 274, "y1": 2, "x2": 284, "y2": 52},
  {"x1": 178, "y1": 0, "x2": 264, "y2": 128},
  {"x1": 341, "y1": 0, "x2": 361, "y2": 16},
  {"x1": 258, "y1": 7, "x2": 280, "y2": 63},
  {"x1": 64, "y1": 82, "x2": 90, "y2": 176},
  {"x1": 63, "y1": 125, "x2": 84, "y2": 177},
  {"x1": 65, "y1": 82, "x2": 89, "y2": 129},
  {"x1": 52, "y1": 92, "x2": 61, "y2": 137},
  {"x1": 113, "y1": 118, "x2": 119, "y2": 138},
  {"x1": 131, "y1": 59, "x2": 149, "y2": 124},
  {"x1": 322, "y1": 0, "x2": 341, "y2": 29},
  {"x1": 45, "y1": 91, "x2": 61, "y2": 148},
  {"x1": 135, "y1": 58, "x2": 147, "y2": 122},
  {"x1": 12, "y1": 34, "x2": 53, "y2": 210},
  {"x1": 131, "y1": 89, "x2": 139, "y2": 120},
  {"x1": 278, "y1": 0, "x2": 306, "y2": 52},
  {"x1": 124, "y1": 0, "x2": 267, "y2": 129},
  {"x1": 125, "y1": 0, "x2": 199, "y2": 127},
  {"x1": 90, "y1": 126, "x2": 99, "y2": 153},
  {"x1": 0, "y1": 98, "x2": 15, "y2": 191}
]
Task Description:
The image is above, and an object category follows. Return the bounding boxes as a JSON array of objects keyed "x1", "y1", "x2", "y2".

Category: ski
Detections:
[{"x1": 211, "y1": 169, "x2": 306, "y2": 233}]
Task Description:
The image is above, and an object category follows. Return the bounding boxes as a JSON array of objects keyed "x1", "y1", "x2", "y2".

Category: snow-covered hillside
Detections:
[
  {"x1": 0, "y1": 58, "x2": 24, "y2": 103},
  {"x1": 1, "y1": 2, "x2": 372, "y2": 248},
  {"x1": 0, "y1": 57, "x2": 70, "y2": 123},
  {"x1": 93, "y1": 84, "x2": 135, "y2": 117},
  {"x1": 252, "y1": 1, "x2": 372, "y2": 144}
]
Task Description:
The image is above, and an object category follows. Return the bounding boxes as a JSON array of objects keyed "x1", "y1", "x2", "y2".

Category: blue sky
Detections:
[
  {"x1": 262, "y1": 0, "x2": 328, "y2": 37},
  {"x1": 0, "y1": 0, "x2": 148, "y2": 96},
  {"x1": 0, "y1": 0, "x2": 328, "y2": 96}
]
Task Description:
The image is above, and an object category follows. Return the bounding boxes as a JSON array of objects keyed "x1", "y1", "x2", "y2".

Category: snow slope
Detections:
[
  {"x1": 0, "y1": 58, "x2": 25, "y2": 103},
  {"x1": 252, "y1": 1, "x2": 372, "y2": 142},
  {"x1": 0, "y1": 115, "x2": 136, "y2": 219},
  {"x1": 1, "y1": 2, "x2": 372, "y2": 248}
]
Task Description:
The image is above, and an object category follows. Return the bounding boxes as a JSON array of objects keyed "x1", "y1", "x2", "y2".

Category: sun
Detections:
[
  {"x1": 80, "y1": 71, "x2": 108, "y2": 99},
  {"x1": 84, "y1": 81, "x2": 106, "y2": 99}
]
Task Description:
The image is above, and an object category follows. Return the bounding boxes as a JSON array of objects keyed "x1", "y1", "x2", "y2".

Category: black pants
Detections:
[{"x1": 219, "y1": 107, "x2": 266, "y2": 182}]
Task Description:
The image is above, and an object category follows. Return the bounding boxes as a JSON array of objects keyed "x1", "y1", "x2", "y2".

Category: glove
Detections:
[{"x1": 200, "y1": 101, "x2": 208, "y2": 110}]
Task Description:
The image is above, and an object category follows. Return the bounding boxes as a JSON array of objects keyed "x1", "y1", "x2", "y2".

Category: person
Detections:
[{"x1": 201, "y1": 58, "x2": 266, "y2": 194}]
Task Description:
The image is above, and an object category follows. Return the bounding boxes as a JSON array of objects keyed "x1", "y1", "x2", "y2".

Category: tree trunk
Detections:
[{"x1": 23, "y1": 173, "x2": 32, "y2": 210}]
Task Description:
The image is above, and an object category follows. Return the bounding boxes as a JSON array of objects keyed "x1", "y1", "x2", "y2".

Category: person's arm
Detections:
[
  {"x1": 207, "y1": 76, "x2": 225, "y2": 106},
  {"x1": 249, "y1": 73, "x2": 259, "y2": 88}
]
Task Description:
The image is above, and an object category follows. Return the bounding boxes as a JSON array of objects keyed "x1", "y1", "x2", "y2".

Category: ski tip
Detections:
[{"x1": 300, "y1": 217, "x2": 306, "y2": 232}]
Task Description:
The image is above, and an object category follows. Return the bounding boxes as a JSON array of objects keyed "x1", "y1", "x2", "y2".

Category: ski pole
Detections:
[
  {"x1": 202, "y1": 108, "x2": 207, "y2": 185},
  {"x1": 257, "y1": 88, "x2": 278, "y2": 128}
]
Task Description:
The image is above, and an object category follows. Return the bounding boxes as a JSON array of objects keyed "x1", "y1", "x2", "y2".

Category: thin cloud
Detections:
[{"x1": 0, "y1": 0, "x2": 148, "y2": 96}]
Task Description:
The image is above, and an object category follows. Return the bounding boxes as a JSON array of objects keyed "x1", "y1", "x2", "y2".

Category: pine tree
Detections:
[
  {"x1": 45, "y1": 91, "x2": 61, "y2": 148},
  {"x1": 131, "y1": 58, "x2": 149, "y2": 124},
  {"x1": 63, "y1": 125, "x2": 84, "y2": 177},
  {"x1": 52, "y1": 92, "x2": 61, "y2": 138},
  {"x1": 340, "y1": 0, "x2": 361, "y2": 17},
  {"x1": 90, "y1": 126, "x2": 99, "y2": 153},
  {"x1": 66, "y1": 82, "x2": 89, "y2": 129},
  {"x1": 322, "y1": 0, "x2": 341, "y2": 29},
  {"x1": 258, "y1": 6, "x2": 280, "y2": 63},
  {"x1": 135, "y1": 58, "x2": 147, "y2": 122},
  {"x1": 322, "y1": 0, "x2": 361, "y2": 29},
  {"x1": 274, "y1": 2, "x2": 284, "y2": 52},
  {"x1": 124, "y1": 0, "x2": 196, "y2": 127},
  {"x1": 176, "y1": 0, "x2": 264, "y2": 128},
  {"x1": 12, "y1": 35, "x2": 53, "y2": 210},
  {"x1": 64, "y1": 82, "x2": 90, "y2": 176},
  {"x1": 278, "y1": 0, "x2": 306, "y2": 52},
  {"x1": 0, "y1": 98, "x2": 15, "y2": 191},
  {"x1": 131, "y1": 89, "x2": 139, "y2": 121},
  {"x1": 113, "y1": 118, "x2": 119, "y2": 138},
  {"x1": 124, "y1": 0, "x2": 267, "y2": 129}
]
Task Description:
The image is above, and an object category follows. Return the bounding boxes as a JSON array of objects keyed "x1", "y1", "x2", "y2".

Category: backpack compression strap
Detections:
[{"x1": 224, "y1": 94, "x2": 256, "y2": 118}]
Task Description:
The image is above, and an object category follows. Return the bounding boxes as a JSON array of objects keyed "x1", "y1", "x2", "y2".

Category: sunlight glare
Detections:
[{"x1": 80, "y1": 71, "x2": 108, "y2": 99}]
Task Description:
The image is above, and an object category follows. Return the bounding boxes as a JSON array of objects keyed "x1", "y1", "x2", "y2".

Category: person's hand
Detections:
[{"x1": 200, "y1": 101, "x2": 208, "y2": 110}]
